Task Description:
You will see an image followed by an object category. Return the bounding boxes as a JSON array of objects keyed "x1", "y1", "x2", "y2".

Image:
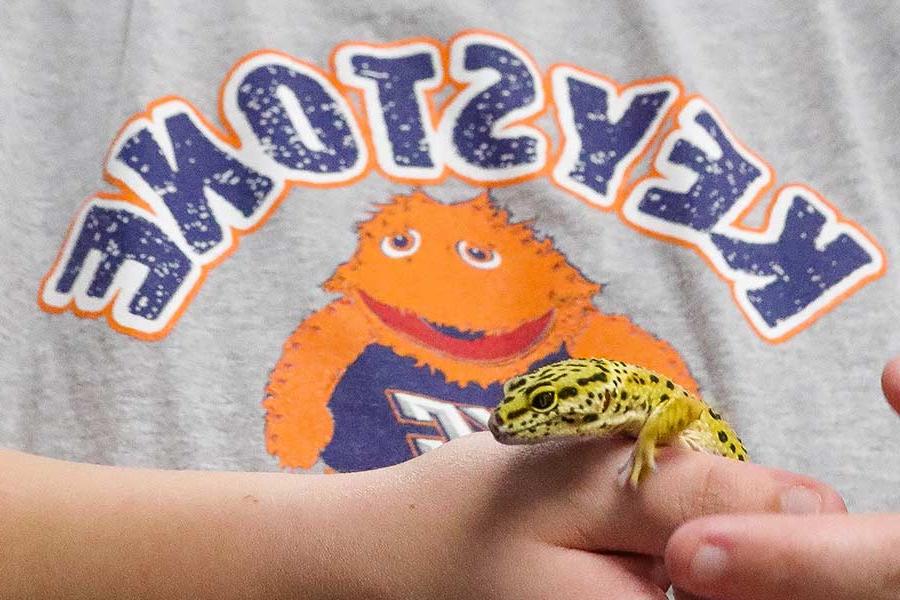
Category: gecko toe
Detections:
[{"x1": 618, "y1": 453, "x2": 636, "y2": 487}]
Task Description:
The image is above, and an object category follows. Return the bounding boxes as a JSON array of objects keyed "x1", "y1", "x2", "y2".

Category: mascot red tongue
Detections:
[{"x1": 358, "y1": 290, "x2": 554, "y2": 361}]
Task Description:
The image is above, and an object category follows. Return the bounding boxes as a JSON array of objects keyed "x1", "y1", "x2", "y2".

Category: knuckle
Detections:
[{"x1": 681, "y1": 459, "x2": 735, "y2": 518}]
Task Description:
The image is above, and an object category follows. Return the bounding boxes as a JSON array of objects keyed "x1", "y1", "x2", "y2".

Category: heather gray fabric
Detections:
[{"x1": 0, "y1": 0, "x2": 898, "y2": 514}]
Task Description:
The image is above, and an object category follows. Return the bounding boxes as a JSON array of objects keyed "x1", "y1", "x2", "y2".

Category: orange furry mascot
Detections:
[{"x1": 264, "y1": 191, "x2": 696, "y2": 469}]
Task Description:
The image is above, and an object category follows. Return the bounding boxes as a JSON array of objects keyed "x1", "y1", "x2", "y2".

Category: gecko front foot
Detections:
[{"x1": 618, "y1": 438, "x2": 658, "y2": 489}]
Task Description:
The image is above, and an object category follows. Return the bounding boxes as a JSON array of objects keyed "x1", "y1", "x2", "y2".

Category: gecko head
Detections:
[{"x1": 489, "y1": 359, "x2": 610, "y2": 444}]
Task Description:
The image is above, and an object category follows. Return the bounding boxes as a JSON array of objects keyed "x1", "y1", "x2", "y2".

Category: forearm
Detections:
[{"x1": 0, "y1": 449, "x2": 363, "y2": 599}]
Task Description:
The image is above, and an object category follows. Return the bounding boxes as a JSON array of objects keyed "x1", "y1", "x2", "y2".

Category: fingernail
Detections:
[
  {"x1": 690, "y1": 544, "x2": 728, "y2": 583},
  {"x1": 780, "y1": 485, "x2": 822, "y2": 514}
]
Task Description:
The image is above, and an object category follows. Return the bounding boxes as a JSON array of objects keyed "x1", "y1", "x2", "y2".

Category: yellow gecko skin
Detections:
[{"x1": 487, "y1": 357, "x2": 748, "y2": 487}]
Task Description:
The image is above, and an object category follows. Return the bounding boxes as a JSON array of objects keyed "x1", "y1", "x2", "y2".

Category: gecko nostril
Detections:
[{"x1": 488, "y1": 413, "x2": 503, "y2": 435}]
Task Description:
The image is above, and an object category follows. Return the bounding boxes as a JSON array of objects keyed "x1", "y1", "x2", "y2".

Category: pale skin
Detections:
[
  {"x1": 2, "y1": 360, "x2": 897, "y2": 599},
  {"x1": 0, "y1": 425, "x2": 842, "y2": 598},
  {"x1": 666, "y1": 356, "x2": 900, "y2": 600}
]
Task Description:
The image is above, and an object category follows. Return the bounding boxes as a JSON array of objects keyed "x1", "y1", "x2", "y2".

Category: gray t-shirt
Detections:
[{"x1": 1, "y1": 1, "x2": 898, "y2": 512}]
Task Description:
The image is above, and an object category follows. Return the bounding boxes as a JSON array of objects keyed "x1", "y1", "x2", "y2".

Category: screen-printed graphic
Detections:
[
  {"x1": 40, "y1": 31, "x2": 884, "y2": 344},
  {"x1": 263, "y1": 191, "x2": 697, "y2": 471}
]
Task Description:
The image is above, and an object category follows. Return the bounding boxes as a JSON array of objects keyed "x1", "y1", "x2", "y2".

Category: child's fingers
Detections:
[
  {"x1": 664, "y1": 513, "x2": 900, "y2": 600},
  {"x1": 518, "y1": 545, "x2": 670, "y2": 600},
  {"x1": 529, "y1": 439, "x2": 845, "y2": 556},
  {"x1": 602, "y1": 553, "x2": 670, "y2": 590},
  {"x1": 881, "y1": 356, "x2": 900, "y2": 416}
]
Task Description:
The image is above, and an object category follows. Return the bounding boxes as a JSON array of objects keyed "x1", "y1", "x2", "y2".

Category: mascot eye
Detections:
[
  {"x1": 530, "y1": 390, "x2": 556, "y2": 412},
  {"x1": 381, "y1": 229, "x2": 421, "y2": 258},
  {"x1": 456, "y1": 241, "x2": 501, "y2": 269}
]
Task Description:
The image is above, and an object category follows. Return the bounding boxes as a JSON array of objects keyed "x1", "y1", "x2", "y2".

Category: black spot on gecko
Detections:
[
  {"x1": 718, "y1": 431, "x2": 729, "y2": 443},
  {"x1": 666, "y1": 380, "x2": 675, "y2": 390},
  {"x1": 524, "y1": 382, "x2": 554, "y2": 397},
  {"x1": 536, "y1": 369, "x2": 567, "y2": 382},
  {"x1": 507, "y1": 378, "x2": 526, "y2": 391},
  {"x1": 558, "y1": 386, "x2": 578, "y2": 399},
  {"x1": 708, "y1": 409, "x2": 722, "y2": 420},
  {"x1": 660, "y1": 394, "x2": 670, "y2": 402},
  {"x1": 577, "y1": 372, "x2": 607, "y2": 386},
  {"x1": 583, "y1": 414, "x2": 599, "y2": 423},
  {"x1": 620, "y1": 391, "x2": 628, "y2": 401},
  {"x1": 730, "y1": 443, "x2": 736, "y2": 453},
  {"x1": 502, "y1": 396, "x2": 514, "y2": 404},
  {"x1": 649, "y1": 375, "x2": 659, "y2": 383},
  {"x1": 737, "y1": 454, "x2": 746, "y2": 462},
  {"x1": 506, "y1": 407, "x2": 529, "y2": 421}
]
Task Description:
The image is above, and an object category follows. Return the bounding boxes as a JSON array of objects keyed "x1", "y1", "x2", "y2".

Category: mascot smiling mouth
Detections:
[{"x1": 359, "y1": 291, "x2": 553, "y2": 362}]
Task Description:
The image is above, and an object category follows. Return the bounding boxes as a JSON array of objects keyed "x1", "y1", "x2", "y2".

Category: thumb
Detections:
[{"x1": 665, "y1": 513, "x2": 900, "y2": 600}]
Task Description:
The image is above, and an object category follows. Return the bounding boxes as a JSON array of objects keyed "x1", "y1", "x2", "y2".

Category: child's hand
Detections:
[
  {"x1": 664, "y1": 357, "x2": 900, "y2": 600},
  {"x1": 0, "y1": 426, "x2": 845, "y2": 599},
  {"x1": 337, "y1": 432, "x2": 845, "y2": 599},
  {"x1": 665, "y1": 513, "x2": 900, "y2": 600}
]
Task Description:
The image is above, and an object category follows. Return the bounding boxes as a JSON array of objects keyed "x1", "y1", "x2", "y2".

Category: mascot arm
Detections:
[{"x1": 264, "y1": 298, "x2": 374, "y2": 469}]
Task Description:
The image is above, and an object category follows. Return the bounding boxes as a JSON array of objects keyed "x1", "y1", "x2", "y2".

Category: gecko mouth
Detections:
[
  {"x1": 488, "y1": 413, "x2": 533, "y2": 444},
  {"x1": 488, "y1": 419, "x2": 558, "y2": 445},
  {"x1": 359, "y1": 291, "x2": 553, "y2": 361}
]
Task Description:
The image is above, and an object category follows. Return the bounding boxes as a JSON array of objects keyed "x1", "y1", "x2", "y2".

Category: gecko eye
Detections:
[
  {"x1": 381, "y1": 229, "x2": 421, "y2": 258},
  {"x1": 456, "y1": 241, "x2": 501, "y2": 269},
  {"x1": 530, "y1": 390, "x2": 556, "y2": 412}
]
